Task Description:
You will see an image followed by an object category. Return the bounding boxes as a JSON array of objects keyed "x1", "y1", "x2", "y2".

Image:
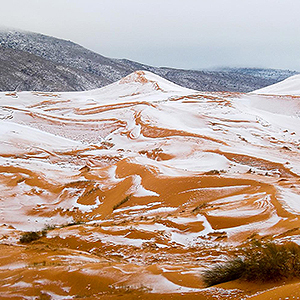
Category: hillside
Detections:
[
  {"x1": 253, "y1": 74, "x2": 300, "y2": 95},
  {"x1": 0, "y1": 28, "x2": 298, "y2": 92},
  {"x1": 0, "y1": 71, "x2": 300, "y2": 299},
  {"x1": 0, "y1": 45, "x2": 107, "y2": 91}
]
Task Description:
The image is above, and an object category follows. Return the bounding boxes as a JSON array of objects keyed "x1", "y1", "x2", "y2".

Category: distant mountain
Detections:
[
  {"x1": 215, "y1": 67, "x2": 298, "y2": 89},
  {"x1": 147, "y1": 67, "x2": 298, "y2": 93},
  {"x1": 0, "y1": 28, "x2": 298, "y2": 92},
  {"x1": 0, "y1": 46, "x2": 106, "y2": 91}
]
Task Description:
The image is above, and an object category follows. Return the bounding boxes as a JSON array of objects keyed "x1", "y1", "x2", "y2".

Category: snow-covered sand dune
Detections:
[
  {"x1": 0, "y1": 70, "x2": 300, "y2": 298},
  {"x1": 252, "y1": 74, "x2": 300, "y2": 96}
]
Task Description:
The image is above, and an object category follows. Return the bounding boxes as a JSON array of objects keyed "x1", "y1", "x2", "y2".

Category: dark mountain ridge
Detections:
[{"x1": 0, "y1": 29, "x2": 298, "y2": 92}]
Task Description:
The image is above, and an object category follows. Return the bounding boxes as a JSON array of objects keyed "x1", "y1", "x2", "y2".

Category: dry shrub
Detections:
[
  {"x1": 242, "y1": 241, "x2": 300, "y2": 282},
  {"x1": 113, "y1": 195, "x2": 131, "y2": 210},
  {"x1": 202, "y1": 258, "x2": 245, "y2": 287},
  {"x1": 19, "y1": 230, "x2": 46, "y2": 244},
  {"x1": 203, "y1": 241, "x2": 300, "y2": 287}
]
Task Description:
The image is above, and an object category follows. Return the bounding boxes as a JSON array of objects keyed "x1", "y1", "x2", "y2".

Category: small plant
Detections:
[
  {"x1": 62, "y1": 220, "x2": 84, "y2": 227},
  {"x1": 202, "y1": 241, "x2": 300, "y2": 287},
  {"x1": 242, "y1": 241, "x2": 300, "y2": 282},
  {"x1": 43, "y1": 224, "x2": 57, "y2": 231},
  {"x1": 38, "y1": 292, "x2": 51, "y2": 300},
  {"x1": 113, "y1": 195, "x2": 131, "y2": 210},
  {"x1": 204, "y1": 170, "x2": 225, "y2": 175},
  {"x1": 202, "y1": 258, "x2": 245, "y2": 287},
  {"x1": 19, "y1": 231, "x2": 46, "y2": 244},
  {"x1": 192, "y1": 202, "x2": 208, "y2": 213}
]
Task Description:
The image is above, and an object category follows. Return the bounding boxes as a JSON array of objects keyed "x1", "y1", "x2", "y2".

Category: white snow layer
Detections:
[{"x1": 252, "y1": 74, "x2": 300, "y2": 96}]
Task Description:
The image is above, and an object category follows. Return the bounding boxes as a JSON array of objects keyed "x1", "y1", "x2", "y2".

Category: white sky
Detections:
[{"x1": 1, "y1": 0, "x2": 300, "y2": 70}]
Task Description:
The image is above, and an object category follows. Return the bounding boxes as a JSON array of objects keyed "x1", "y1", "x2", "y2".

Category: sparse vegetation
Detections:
[
  {"x1": 20, "y1": 220, "x2": 87, "y2": 244},
  {"x1": 204, "y1": 169, "x2": 225, "y2": 175},
  {"x1": 61, "y1": 220, "x2": 84, "y2": 227},
  {"x1": 203, "y1": 258, "x2": 245, "y2": 287},
  {"x1": 202, "y1": 241, "x2": 300, "y2": 287},
  {"x1": 101, "y1": 141, "x2": 115, "y2": 149},
  {"x1": 19, "y1": 230, "x2": 47, "y2": 244},
  {"x1": 113, "y1": 195, "x2": 131, "y2": 210},
  {"x1": 43, "y1": 224, "x2": 57, "y2": 231},
  {"x1": 192, "y1": 202, "x2": 208, "y2": 213},
  {"x1": 38, "y1": 292, "x2": 51, "y2": 300},
  {"x1": 108, "y1": 284, "x2": 152, "y2": 294}
]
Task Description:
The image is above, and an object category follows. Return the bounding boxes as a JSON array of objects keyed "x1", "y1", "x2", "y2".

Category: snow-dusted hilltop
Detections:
[
  {"x1": 252, "y1": 74, "x2": 300, "y2": 96},
  {"x1": 87, "y1": 70, "x2": 196, "y2": 101}
]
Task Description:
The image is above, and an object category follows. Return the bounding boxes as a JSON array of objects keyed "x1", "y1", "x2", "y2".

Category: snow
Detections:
[
  {"x1": 41, "y1": 292, "x2": 74, "y2": 300},
  {"x1": 129, "y1": 175, "x2": 160, "y2": 197},
  {"x1": 168, "y1": 214, "x2": 214, "y2": 245},
  {"x1": 113, "y1": 202, "x2": 162, "y2": 213},
  {"x1": 49, "y1": 254, "x2": 101, "y2": 264},
  {"x1": 9, "y1": 281, "x2": 32, "y2": 288},
  {"x1": 224, "y1": 212, "x2": 282, "y2": 237},
  {"x1": 143, "y1": 207, "x2": 178, "y2": 215},
  {"x1": 67, "y1": 70, "x2": 196, "y2": 107},
  {"x1": 277, "y1": 188, "x2": 300, "y2": 214},
  {"x1": 165, "y1": 152, "x2": 230, "y2": 173},
  {"x1": 101, "y1": 214, "x2": 214, "y2": 248},
  {"x1": 252, "y1": 74, "x2": 300, "y2": 96},
  {"x1": 74, "y1": 196, "x2": 103, "y2": 213},
  {"x1": 1, "y1": 70, "x2": 300, "y2": 251},
  {"x1": 0, "y1": 263, "x2": 27, "y2": 270},
  {"x1": 0, "y1": 120, "x2": 82, "y2": 155},
  {"x1": 136, "y1": 273, "x2": 203, "y2": 294},
  {"x1": 81, "y1": 230, "x2": 147, "y2": 248}
]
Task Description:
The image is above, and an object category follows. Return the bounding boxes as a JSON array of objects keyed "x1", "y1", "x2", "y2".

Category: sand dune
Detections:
[
  {"x1": 253, "y1": 74, "x2": 300, "y2": 96},
  {"x1": 0, "y1": 71, "x2": 299, "y2": 299}
]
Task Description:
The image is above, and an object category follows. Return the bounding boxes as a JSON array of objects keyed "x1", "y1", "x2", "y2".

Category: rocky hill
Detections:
[
  {"x1": 0, "y1": 28, "x2": 298, "y2": 92},
  {"x1": 0, "y1": 45, "x2": 105, "y2": 91}
]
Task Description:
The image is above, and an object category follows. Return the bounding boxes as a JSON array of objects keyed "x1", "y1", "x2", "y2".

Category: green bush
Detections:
[{"x1": 202, "y1": 241, "x2": 300, "y2": 287}]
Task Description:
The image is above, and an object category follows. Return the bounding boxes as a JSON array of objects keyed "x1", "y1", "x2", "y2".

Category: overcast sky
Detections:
[{"x1": 1, "y1": 0, "x2": 300, "y2": 71}]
